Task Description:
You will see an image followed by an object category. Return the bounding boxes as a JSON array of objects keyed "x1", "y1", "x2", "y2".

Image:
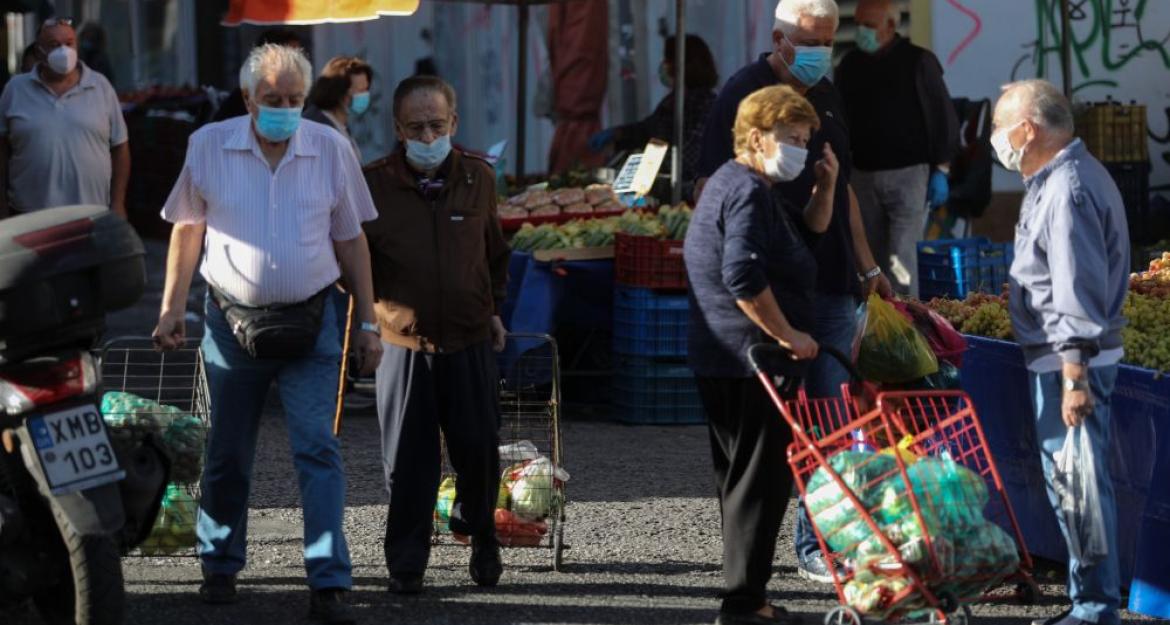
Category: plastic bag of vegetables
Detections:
[
  {"x1": 101, "y1": 391, "x2": 206, "y2": 485},
  {"x1": 138, "y1": 483, "x2": 198, "y2": 556},
  {"x1": 857, "y1": 294, "x2": 939, "y2": 384},
  {"x1": 509, "y1": 457, "x2": 570, "y2": 521}
]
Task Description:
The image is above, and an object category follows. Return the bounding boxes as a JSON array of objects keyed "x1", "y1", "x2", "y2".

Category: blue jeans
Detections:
[
  {"x1": 197, "y1": 295, "x2": 352, "y2": 590},
  {"x1": 796, "y1": 293, "x2": 860, "y2": 561},
  {"x1": 1031, "y1": 367, "x2": 1121, "y2": 625}
]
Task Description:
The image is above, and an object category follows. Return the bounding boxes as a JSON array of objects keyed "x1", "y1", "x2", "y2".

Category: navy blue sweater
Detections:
[
  {"x1": 697, "y1": 53, "x2": 856, "y2": 297},
  {"x1": 684, "y1": 161, "x2": 819, "y2": 378}
]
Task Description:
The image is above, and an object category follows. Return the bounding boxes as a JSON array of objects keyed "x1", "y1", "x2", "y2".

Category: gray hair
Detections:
[
  {"x1": 774, "y1": 0, "x2": 840, "y2": 35},
  {"x1": 1001, "y1": 79, "x2": 1075, "y2": 135},
  {"x1": 239, "y1": 43, "x2": 312, "y2": 97}
]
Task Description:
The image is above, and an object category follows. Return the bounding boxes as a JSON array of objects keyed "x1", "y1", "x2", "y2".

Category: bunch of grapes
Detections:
[
  {"x1": 1121, "y1": 292, "x2": 1170, "y2": 372},
  {"x1": 1129, "y1": 252, "x2": 1170, "y2": 299},
  {"x1": 959, "y1": 300, "x2": 1013, "y2": 340},
  {"x1": 926, "y1": 297, "x2": 972, "y2": 328}
]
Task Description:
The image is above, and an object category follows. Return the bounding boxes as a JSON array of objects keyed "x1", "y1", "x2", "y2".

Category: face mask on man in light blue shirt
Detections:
[{"x1": 255, "y1": 105, "x2": 302, "y2": 142}]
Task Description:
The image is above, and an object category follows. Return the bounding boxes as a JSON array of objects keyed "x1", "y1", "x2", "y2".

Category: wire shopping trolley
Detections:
[
  {"x1": 433, "y1": 333, "x2": 568, "y2": 571},
  {"x1": 748, "y1": 344, "x2": 1039, "y2": 625},
  {"x1": 99, "y1": 336, "x2": 210, "y2": 557}
]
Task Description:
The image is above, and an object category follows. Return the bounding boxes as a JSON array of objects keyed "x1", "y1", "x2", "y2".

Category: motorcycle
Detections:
[{"x1": 0, "y1": 206, "x2": 169, "y2": 625}]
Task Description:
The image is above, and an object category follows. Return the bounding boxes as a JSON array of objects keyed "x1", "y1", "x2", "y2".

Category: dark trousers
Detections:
[
  {"x1": 696, "y1": 376, "x2": 796, "y2": 615},
  {"x1": 376, "y1": 340, "x2": 501, "y2": 577}
]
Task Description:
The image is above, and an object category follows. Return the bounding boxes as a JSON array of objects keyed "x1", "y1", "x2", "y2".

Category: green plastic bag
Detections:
[
  {"x1": 101, "y1": 391, "x2": 206, "y2": 484},
  {"x1": 139, "y1": 483, "x2": 198, "y2": 556},
  {"x1": 857, "y1": 295, "x2": 939, "y2": 384}
]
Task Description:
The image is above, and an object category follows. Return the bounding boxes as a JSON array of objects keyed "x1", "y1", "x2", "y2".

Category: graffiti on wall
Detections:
[{"x1": 1015, "y1": 1, "x2": 1170, "y2": 175}]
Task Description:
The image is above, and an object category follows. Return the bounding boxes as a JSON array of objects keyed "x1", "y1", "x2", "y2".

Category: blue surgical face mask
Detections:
[
  {"x1": 349, "y1": 91, "x2": 371, "y2": 116},
  {"x1": 780, "y1": 40, "x2": 833, "y2": 87},
  {"x1": 255, "y1": 105, "x2": 302, "y2": 142},
  {"x1": 856, "y1": 26, "x2": 882, "y2": 54},
  {"x1": 405, "y1": 134, "x2": 452, "y2": 171}
]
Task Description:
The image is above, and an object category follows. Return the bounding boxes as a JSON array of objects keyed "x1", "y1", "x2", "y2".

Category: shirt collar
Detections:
[
  {"x1": 32, "y1": 61, "x2": 97, "y2": 93},
  {"x1": 1023, "y1": 138, "x2": 1084, "y2": 191},
  {"x1": 224, "y1": 115, "x2": 319, "y2": 158}
]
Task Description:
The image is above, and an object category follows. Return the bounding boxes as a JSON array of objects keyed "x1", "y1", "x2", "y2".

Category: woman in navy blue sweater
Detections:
[{"x1": 683, "y1": 85, "x2": 837, "y2": 625}]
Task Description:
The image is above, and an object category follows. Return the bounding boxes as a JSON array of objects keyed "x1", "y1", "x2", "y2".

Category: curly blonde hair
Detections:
[{"x1": 732, "y1": 85, "x2": 820, "y2": 156}]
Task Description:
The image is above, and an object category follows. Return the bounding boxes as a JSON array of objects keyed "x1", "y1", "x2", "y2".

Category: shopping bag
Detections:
[
  {"x1": 1053, "y1": 425, "x2": 1109, "y2": 566},
  {"x1": 850, "y1": 301, "x2": 869, "y2": 362},
  {"x1": 857, "y1": 294, "x2": 939, "y2": 384},
  {"x1": 891, "y1": 299, "x2": 968, "y2": 368}
]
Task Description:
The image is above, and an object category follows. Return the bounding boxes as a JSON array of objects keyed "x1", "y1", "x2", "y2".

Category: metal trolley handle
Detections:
[{"x1": 746, "y1": 343, "x2": 864, "y2": 384}]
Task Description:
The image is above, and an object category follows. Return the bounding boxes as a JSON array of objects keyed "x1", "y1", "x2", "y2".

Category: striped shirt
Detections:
[{"x1": 161, "y1": 115, "x2": 376, "y2": 306}]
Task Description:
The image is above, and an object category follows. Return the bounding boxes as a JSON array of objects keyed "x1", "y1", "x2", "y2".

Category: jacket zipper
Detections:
[{"x1": 432, "y1": 196, "x2": 444, "y2": 351}]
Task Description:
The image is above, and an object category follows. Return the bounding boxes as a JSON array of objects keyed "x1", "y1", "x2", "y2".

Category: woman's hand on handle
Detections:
[{"x1": 779, "y1": 329, "x2": 819, "y2": 360}]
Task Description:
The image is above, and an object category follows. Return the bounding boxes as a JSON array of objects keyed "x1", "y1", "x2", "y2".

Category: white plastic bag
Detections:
[
  {"x1": 509, "y1": 457, "x2": 570, "y2": 521},
  {"x1": 499, "y1": 440, "x2": 541, "y2": 463},
  {"x1": 1052, "y1": 425, "x2": 1108, "y2": 566},
  {"x1": 850, "y1": 302, "x2": 869, "y2": 362}
]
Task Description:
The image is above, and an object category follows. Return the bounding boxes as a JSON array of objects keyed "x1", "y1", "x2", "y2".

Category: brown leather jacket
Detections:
[{"x1": 362, "y1": 149, "x2": 510, "y2": 353}]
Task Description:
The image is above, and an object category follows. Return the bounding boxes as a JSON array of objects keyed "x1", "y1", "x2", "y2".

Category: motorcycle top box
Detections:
[{"x1": 0, "y1": 205, "x2": 145, "y2": 364}]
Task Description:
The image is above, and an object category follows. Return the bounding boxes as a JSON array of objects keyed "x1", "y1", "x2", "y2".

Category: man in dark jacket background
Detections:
[
  {"x1": 362, "y1": 76, "x2": 511, "y2": 595},
  {"x1": 835, "y1": 0, "x2": 958, "y2": 298}
]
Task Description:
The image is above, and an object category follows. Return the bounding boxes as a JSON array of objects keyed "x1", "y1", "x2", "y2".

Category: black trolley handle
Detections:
[{"x1": 746, "y1": 343, "x2": 865, "y2": 384}]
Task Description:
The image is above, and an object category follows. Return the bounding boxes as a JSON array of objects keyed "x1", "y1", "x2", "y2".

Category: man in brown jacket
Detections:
[{"x1": 362, "y1": 76, "x2": 510, "y2": 594}]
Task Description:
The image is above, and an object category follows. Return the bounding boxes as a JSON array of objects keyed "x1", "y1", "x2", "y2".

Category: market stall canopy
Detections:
[{"x1": 222, "y1": 0, "x2": 420, "y2": 26}]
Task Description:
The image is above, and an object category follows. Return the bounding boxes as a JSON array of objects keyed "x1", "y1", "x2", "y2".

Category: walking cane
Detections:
[{"x1": 333, "y1": 294, "x2": 355, "y2": 436}]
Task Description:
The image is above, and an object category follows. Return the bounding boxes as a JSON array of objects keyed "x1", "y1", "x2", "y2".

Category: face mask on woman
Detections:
[
  {"x1": 349, "y1": 91, "x2": 371, "y2": 116},
  {"x1": 763, "y1": 140, "x2": 808, "y2": 183}
]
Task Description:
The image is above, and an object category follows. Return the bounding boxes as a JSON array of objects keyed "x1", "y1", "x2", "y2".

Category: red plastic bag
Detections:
[
  {"x1": 452, "y1": 508, "x2": 548, "y2": 547},
  {"x1": 890, "y1": 299, "x2": 968, "y2": 368}
]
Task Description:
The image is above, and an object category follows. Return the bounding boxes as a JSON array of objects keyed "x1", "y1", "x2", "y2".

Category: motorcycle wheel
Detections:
[{"x1": 33, "y1": 498, "x2": 125, "y2": 625}]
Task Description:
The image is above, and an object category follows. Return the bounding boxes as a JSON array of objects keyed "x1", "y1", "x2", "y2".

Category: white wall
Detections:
[{"x1": 931, "y1": 0, "x2": 1170, "y2": 192}]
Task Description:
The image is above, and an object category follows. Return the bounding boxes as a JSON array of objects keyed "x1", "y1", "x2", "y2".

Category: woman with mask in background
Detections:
[
  {"x1": 682, "y1": 84, "x2": 836, "y2": 625},
  {"x1": 588, "y1": 34, "x2": 718, "y2": 190},
  {"x1": 305, "y1": 56, "x2": 374, "y2": 161}
]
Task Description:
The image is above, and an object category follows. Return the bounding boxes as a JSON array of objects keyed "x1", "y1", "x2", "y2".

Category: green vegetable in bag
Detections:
[
  {"x1": 101, "y1": 391, "x2": 206, "y2": 485},
  {"x1": 139, "y1": 483, "x2": 198, "y2": 556},
  {"x1": 509, "y1": 457, "x2": 569, "y2": 521},
  {"x1": 857, "y1": 294, "x2": 939, "y2": 384}
]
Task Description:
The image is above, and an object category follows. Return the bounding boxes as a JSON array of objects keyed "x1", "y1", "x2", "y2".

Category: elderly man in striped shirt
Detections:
[{"x1": 153, "y1": 44, "x2": 381, "y2": 625}]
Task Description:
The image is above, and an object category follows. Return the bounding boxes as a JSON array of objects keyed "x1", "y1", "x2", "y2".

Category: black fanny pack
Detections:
[{"x1": 211, "y1": 286, "x2": 330, "y2": 360}]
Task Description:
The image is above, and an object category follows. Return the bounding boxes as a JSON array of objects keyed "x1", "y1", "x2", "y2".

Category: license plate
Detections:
[{"x1": 28, "y1": 404, "x2": 124, "y2": 495}]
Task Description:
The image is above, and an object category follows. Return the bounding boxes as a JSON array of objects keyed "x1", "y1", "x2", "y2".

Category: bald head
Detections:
[{"x1": 995, "y1": 79, "x2": 1075, "y2": 137}]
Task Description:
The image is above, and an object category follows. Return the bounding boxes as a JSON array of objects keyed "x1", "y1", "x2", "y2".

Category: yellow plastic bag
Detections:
[{"x1": 857, "y1": 294, "x2": 939, "y2": 384}]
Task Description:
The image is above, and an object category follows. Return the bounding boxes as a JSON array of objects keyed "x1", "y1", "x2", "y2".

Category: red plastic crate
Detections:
[{"x1": 614, "y1": 233, "x2": 687, "y2": 290}]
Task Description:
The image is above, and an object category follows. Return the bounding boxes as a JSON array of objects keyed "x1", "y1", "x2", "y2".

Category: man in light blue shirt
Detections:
[{"x1": 993, "y1": 79, "x2": 1129, "y2": 625}]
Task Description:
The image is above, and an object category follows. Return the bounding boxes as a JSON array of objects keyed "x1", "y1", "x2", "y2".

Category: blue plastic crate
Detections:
[
  {"x1": 918, "y1": 237, "x2": 1014, "y2": 300},
  {"x1": 612, "y1": 286, "x2": 689, "y2": 357},
  {"x1": 611, "y1": 356, "x2": 704, "y2": 425}
]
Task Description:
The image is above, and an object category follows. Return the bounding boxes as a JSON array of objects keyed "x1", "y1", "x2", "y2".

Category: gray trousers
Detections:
[
  {"x1": 375, "y1": 340, "x2": 501, "y2": 576},
  {"x1": 853, "y1": 164, "x2": 931, "y2": 298}
]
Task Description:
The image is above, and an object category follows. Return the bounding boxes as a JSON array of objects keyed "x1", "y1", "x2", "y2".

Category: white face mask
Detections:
[
  {"x1": 763, "y1": 140, "x2": 808, "y2": 183},
  {"x1": 45, "y1": 45, "x2": 78, "y2": 76},
  {"x1": 405, "y1": 134, "x2": 452, "y2": 171},
  {"x1": 991, "y1": 121, "x2": 1025, "y2": 172}
]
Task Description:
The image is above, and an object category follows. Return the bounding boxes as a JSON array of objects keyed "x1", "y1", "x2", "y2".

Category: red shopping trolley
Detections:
[{"x1": 748, "y1": 344, "x2": 1039, "y2": 625}]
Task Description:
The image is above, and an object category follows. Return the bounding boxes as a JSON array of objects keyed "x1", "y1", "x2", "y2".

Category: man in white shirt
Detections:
[{"x1": 153, "y1": 44, "x2": 381, "y2": 625}]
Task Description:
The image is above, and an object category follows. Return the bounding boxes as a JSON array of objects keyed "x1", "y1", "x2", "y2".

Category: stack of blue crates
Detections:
[
  {"x1": 918, "y1": 237, "x2": 1014, "y2": 300},
  {"x1": 611, "y1": 285, "x2": 703, "y2": 424}
]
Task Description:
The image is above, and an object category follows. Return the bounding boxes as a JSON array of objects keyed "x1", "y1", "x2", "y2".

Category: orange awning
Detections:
[{"x1": 222, "y1": 0, "x2": 420, "y2": 26}]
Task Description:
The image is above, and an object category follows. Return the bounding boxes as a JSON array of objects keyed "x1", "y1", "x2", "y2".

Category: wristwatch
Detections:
[
  {"x1": 1063, "y1": 376, "x2": 1088, "y2": 392},
  {"x1": 360, "y1": 321, "x2": 379, "y2": 335},
  {"x1": 857, "y1": 266, "x2": 882, "y2": 283}
]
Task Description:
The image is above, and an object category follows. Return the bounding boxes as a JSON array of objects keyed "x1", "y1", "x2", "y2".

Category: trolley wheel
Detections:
[
  {"x1": 823, "y1": 606, "x2": 862, "y2": 625},
  {"x1": 947, "y1": 605, "x2": 973, "y2": 625},
  {"x1": 1016, "y1": 581, "x2": 1040, "y2": 605},
  {"x1": 938, "y1": 592, "x2": 960, "y2": 614}
]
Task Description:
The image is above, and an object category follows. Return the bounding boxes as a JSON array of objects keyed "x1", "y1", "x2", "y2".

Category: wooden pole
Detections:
[
  {"x1": 517, "y1": 3, "x2": 530, "y2": 177},
  {"x1": 333, "y1": 294, "x2": 355, "y2": 437}
]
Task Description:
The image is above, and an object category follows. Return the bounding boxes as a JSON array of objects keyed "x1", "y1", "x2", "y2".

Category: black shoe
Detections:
[
  {"x1": 469, "y1": 536, "x2": 503, "y2": 587},
  {"x1": 386, "y1": 574, "x2": 424, "y2": 595},
  {"x1": 796, "y1": 552, "x2": 835, "y2": 584},
  {"x1": 715, "y1": 605, "x2": 801, "y2": 625},
  {"x1": 198, "y1": 573, "x2": 238, "y2": 605},
  {"x1": 309, "y1": 588, "x2": 356, "y2": 625}
]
